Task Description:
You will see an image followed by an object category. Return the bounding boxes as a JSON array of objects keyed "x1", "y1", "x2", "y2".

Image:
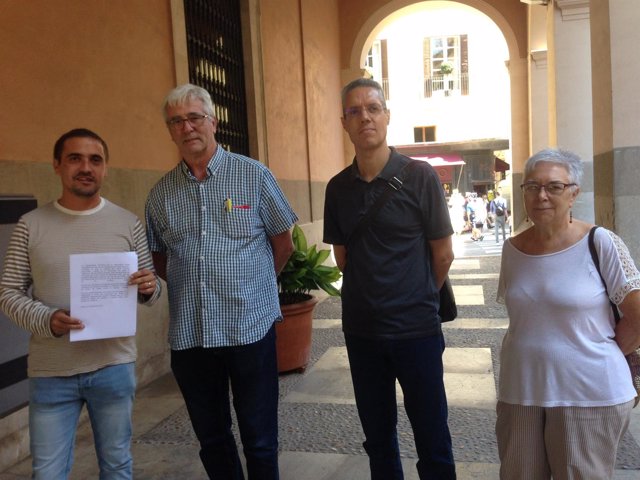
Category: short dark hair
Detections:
[
  {"x1": 340, "y1": 78, "x2": 387, "y2": 111},
  {"x1": 53, "y1": 128, "x2": 109, "y2": 162}
]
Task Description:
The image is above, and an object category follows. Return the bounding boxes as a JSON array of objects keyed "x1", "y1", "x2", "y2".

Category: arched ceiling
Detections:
[{"x1": 338, "y1": 0, "x2": 528, "y2": 71}]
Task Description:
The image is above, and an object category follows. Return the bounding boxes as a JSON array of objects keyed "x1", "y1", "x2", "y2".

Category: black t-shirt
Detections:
[{"x1": 323, "y1": 148, "x2": 453, "y2": 339}]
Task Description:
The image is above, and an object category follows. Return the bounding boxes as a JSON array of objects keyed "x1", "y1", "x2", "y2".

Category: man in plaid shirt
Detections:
[{"x1": 146, "y1": 84, "x2": 297, "y2": 480}]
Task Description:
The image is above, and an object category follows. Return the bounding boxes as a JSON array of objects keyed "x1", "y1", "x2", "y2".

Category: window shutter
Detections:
[
  {"x1": 423, "y1": 37, "x2": 432, "y2": 97},
  {"x1": 460, "y1": 34, "x2": 469, "y2": 96},
  {"x1": 381, "y1": 39, "x2": 389, "y2": 79},
  {"x1": 380, "y1": 39, "x2": 389, "y2": 99}
]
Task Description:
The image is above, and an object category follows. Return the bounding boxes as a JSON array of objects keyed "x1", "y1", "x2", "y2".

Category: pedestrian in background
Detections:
[
  {"x1": 471, "y1": 195, "x2": 486, "y2": 241},
  {"x1": 449, "y1": 190, "x2": 466, "y2": 235},
  {"x1": 490, "y1": 190, "x2": 508, "y2": 243}
]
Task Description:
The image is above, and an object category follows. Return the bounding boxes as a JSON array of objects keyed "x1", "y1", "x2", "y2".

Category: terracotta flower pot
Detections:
[{"x1": 276, "y1": 295, "x2": 318, "y2": 373}]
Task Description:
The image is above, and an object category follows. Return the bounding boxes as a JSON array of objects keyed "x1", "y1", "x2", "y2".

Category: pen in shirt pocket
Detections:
[{"x1": 224, "y1": 197, "x2": 251, "y2": 213}]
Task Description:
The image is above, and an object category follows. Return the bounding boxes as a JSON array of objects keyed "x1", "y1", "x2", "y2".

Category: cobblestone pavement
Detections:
[
  {"x1": 136, "y1": 234, "x2": 640, "y2": 475},
  {"x1": 3, "y1": 233, "x2": 639, "y2": 479}
]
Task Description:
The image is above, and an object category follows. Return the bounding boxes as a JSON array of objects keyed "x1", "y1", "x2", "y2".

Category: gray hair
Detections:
[
  {"x1": 524, "y1": 148, "x2": 584, "y2": 186},
  {"x1": 340, "y1": 78, "x2": 387, "y2": 111},
  {"x1": 162, "y1": 83, "x2": 215, "y2": 120}
]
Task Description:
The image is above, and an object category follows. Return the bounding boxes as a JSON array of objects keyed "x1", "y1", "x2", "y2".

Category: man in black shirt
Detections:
[{"x1": 323, "y1": 78, "x2": 456, "y2": 479}]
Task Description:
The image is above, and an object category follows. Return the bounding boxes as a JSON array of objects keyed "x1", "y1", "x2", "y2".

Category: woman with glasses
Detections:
[{"x1": 495, "y1": 148, "x2": 640, "y2": 479}]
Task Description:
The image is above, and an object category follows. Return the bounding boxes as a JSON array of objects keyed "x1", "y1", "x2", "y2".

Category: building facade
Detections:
[{"x1": 0, "y1": 0, "x2": 638, "y2": 470}]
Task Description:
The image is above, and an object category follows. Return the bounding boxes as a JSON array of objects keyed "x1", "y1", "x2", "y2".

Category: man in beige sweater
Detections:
[{"x1": 0, "y1": 128, "x2": 160, "y2": 479}]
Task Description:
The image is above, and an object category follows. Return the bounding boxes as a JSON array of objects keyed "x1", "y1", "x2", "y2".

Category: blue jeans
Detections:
[
  {"x1": 345, "y1": 333, "x2": 456, "y2": 480},
  {"x1": 494, "y1": 215, "x2": 507, "y2": 242},
  {"x1": 171, "y1": 325, "x2": 279, "y2": 480},
  {"x1": 29, "y1": 362, "x2": 136, "y2": 480}
]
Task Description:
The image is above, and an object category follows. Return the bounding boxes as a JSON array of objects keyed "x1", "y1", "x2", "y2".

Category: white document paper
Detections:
[{"x1": 69, "y1": 252, "x2": 138, "y2": 341}]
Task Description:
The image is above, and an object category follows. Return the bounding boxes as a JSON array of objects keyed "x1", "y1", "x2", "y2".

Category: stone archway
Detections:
[{"x1": 338, "y1": 0, "x2": 530, "y2": 224}]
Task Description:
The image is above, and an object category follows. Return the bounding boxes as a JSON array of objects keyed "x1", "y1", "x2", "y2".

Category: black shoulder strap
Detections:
[
  {"x1": 347, "y1": 160, "x2": 419, "y2": 247},
  {"x1": 588, "y1": 225, "x2": 621, "y2": 323}
]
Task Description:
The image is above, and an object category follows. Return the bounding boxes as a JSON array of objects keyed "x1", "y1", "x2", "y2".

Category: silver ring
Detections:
[{"x1": 147, "y1": 282, "x2": 151, "y2": 287}]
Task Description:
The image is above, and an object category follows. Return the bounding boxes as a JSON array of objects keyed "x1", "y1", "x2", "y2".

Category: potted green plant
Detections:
[
  {"x1": 440, "y1": 62, "x2": 454, "y2": 75},
  {"x1": 276, "y1": 224, "x2": 341, "y2": 373},
  {"x1": 439, "y1": 62, "x2": 455, "y2": 96}
]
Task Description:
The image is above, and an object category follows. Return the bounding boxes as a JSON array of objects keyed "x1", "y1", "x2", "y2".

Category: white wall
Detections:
[{"x1": 371, "y1": 1, "x2": 511, "y2": 147}]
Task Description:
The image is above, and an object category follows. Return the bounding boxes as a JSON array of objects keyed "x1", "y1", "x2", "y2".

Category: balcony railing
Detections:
[{"x1": 424, "y1": 72, "x2": 469, "y2": 98}]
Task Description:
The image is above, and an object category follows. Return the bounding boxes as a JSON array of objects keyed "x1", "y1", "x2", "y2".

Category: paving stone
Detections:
[{"x1": 6, "y1": 250, "x2": 640, "y2": 479}]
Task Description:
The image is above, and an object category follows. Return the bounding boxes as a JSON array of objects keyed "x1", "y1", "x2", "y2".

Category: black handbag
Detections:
[
  {"x1": 347, "y1": 160, "x2": 457, "y2": 323},
  {"x1": 438, "y1": 277, "x2": 457, "y2": 323}
]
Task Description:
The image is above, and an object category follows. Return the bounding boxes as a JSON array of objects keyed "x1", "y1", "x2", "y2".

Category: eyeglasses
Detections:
[
  {"x1": 520, "y1": 182, "x2": 576, "y2": 195},
  {"x1": 343, "y1": 104, "x2": 386, "y2": 119},
  {"x1": 166, "y1": 113, "x2": 211, "y2": 130}
]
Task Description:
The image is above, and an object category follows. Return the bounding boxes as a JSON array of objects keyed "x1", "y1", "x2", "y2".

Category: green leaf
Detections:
[{"x1": 277, "y1": 224, "x2": 342, "y2": 300}]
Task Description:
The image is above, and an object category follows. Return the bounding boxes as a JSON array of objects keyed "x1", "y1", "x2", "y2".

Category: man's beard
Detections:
[{"x1": 71, "y1": 181, "x2": 99, "y2": 198}]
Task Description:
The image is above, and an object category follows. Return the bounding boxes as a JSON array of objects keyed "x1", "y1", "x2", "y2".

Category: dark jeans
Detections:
[
  {"x1": 345, "y1": 332, "x2": 456, "y2": 480},
  {"x1": 171, "y1": 325, "x2": 279, "y2": 480}
]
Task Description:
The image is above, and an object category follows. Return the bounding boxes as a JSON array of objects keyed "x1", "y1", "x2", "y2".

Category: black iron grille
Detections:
[{"x1": 184, "y1": 0, "x2": 250, "y2": 155}]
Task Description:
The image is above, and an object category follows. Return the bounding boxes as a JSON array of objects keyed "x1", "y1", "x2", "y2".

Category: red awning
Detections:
[
  {"x1": 495, "y1": 157, "x2": 510, "y2": 172},
  {"x1": 410, "y1": 154, "x2": 465, "y2": 167}
]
